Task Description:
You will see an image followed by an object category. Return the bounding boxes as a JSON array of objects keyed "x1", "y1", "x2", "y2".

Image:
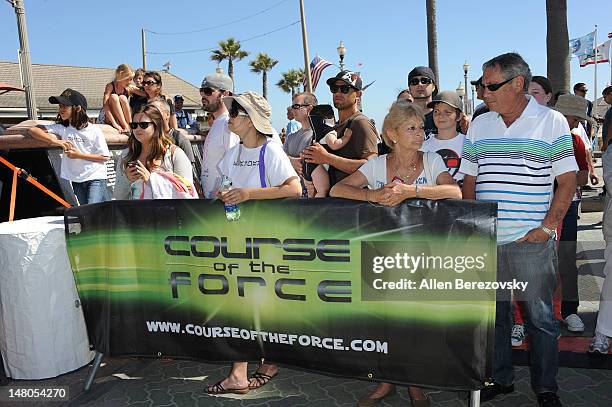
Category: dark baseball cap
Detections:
[
  {"x1": 470, "y1": 76, "x2": 482, "y2": 86},
  {"x1": 49, "y1": 88, "x2": 87, "y2": 110},
  {"x1": 408, "y1": 66, "x2": 436, "y2": 84},
  {"x1": 174, "y1": 94, "x2": 184, "y2": 101},
  {"x1": 325, "y1": 70, "x2": 363, "y2": 91}
]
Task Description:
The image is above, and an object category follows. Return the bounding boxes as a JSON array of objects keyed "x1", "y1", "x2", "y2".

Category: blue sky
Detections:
[{"x1": 2, "y1": 0, "x2": 612, "y2": 131}]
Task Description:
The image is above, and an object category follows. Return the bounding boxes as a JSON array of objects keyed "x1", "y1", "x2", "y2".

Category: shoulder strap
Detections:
[
  {"x1": 258, "y1": 140, "x2": 269, "y2": 188},
  {"x1": 423, "y1": 152, "x2": 434, "y2": 186}
]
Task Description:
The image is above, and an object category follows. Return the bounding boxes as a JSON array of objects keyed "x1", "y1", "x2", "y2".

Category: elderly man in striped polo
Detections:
[{"x1": 460, "y1": 53, "x2": 577, "y2": 407}]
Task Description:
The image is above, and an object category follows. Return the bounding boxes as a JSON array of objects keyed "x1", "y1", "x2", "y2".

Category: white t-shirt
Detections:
[
  {"x1": 459, "y1": 96, "x2": 578, "y2": 244},
  {"x1": 201, "y1": 112, "x2": 240, "y2": 198},
  {"x1": 421, "y1": 133, "x2": 466, "y2": 182},
  {"x1": 218, "y1": 140, "x2": 298, "y2": 189},
  {"x1": 573, "y1": 122, "x2": 591, "y2": 152},
  {"x1": 357, "y1": 152, "x2": 448, "y2": 189},
  {"x1": 45, "y1": 123, "x2": 109, "y2": 182}
]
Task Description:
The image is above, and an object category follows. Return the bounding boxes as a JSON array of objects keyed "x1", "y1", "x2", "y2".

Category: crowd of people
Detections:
[{"x1": 25, "y1": 51, "x2": 612, "y2": 407}]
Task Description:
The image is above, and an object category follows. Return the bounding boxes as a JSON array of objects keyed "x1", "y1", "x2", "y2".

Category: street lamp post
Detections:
[
  {"x1": 10, "y1": 0, "x2": 38, "y2": 119},
  {"x1": 337, "y1": 41, "x2": 346, "y2": 71},
  {"x1": 456, "y1": 82, "x2": 465, "y2": 109},
  {"x1": 463, "y1": 60, "x2": 470, "y2": 114}
]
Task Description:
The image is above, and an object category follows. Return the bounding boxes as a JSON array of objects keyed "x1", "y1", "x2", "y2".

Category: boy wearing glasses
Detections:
[
  {"x1": 303, "y1": 71, "x2": 379, "y2": 188},
  {"x1": 408, "y1": 66, "x2": 437, "y2": 138},
  {"x1": 199, "y1": 71, "x2": 240, "y2": 199}
]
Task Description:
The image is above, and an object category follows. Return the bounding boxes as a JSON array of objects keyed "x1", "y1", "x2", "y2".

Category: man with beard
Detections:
[
  {"x1": 199, "y1": 71, "x2": 239, "y2": 198},
  {"x1": 303, "y1": 71, "x2": 378, "y2": 187},
  {"x1": 408, "y1": 66, "x2": 437, "y2": 138}
]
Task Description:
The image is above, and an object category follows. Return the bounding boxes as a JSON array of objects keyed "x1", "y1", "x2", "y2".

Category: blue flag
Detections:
[{"x1": 569, "y1": 31, "x2": 595, "y2": 57}]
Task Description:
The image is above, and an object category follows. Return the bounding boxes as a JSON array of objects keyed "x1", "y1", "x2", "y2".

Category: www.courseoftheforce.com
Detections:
[{"x1": 146, "y1": 321, "x2": 389, "y2": 354}]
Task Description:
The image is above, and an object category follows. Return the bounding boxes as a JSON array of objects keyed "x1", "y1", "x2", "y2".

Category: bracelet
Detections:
[
  {"x1": 415, "y1": 184, "x2": 420, "y2": 198},
  {"x1": 365, "y1": 189, "x2": 370, "y2": 202}
]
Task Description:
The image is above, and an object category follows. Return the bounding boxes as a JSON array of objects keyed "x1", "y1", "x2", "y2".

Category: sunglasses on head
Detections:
[
  {"x1": 409, "y1": 77, "x2": 433, "y2": 86},
  {"x1": 329, "y1": 84, "x2": 353, "y2": 94},
  {"x1": 143, "y1": 80, "x2": 157, "y2": 86},
  {"x1": 199, "y1": 87, "x2": 218, "y2": 97},
  {"x1": 129, "y1": 121, "x2": 155, "y2": 129},
  {"x1": 291, "y1": 103, "x2": 310, "y2": 109},
  {"x1": 482, "y1": 76, "x2": 517, "y2": 92}
]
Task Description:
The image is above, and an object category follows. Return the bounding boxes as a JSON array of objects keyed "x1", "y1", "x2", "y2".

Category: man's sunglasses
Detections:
[
  {"x1": 578, "y1": 88, "x2": 588, "y2": 93},
  {"x1": 482, "y1": 76, "x2": 517, "y2": 92},
  {"x1": 329, "y1": 84, "x2": 353, "y2": 94},
  {"x1": 129, "y1": 121, "x2": 155, "y2": 129},
  {"x1": 142, "y1": 80, "x2": 158, "y2": 86},
  {"x1": 199, "y1": 87, "x2": 219, "y2": 97},
  {"x1": 291, "y1": 103, "x2": 310, "y2": 109},
  {"x1": 409, "y1": 77, "x2": 433, "y2": 86}
]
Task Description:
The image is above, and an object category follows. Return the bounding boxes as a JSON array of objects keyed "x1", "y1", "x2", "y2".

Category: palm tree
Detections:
[
  {"x1": 276, "y1": 69, "x2": 305, "y2": 98},
  {"x1": 210, "y1": 37, "x2": 249, "y2": 80},
  {"x1": 249, "y1": 53, "x2": 278, "y2": 100},
  {"x1": 546, "y1": 0, "x2": 570, "y2": 94},
  {"x1": 426, "y1": 0, "x2": 439, "y2": 85}
]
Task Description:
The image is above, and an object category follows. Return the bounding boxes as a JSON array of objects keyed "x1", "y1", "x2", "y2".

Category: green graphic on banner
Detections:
[{"x1": 65, "y1": 198, "x2": 497, "y2": 390}]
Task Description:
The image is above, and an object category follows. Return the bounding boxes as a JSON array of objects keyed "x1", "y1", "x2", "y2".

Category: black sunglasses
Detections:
[
  {"x1": 291, "y1": 103, "x2": 310, "y2": 109},
  {"x1": 199, "y1": 87, "x2": 218, "y2": 96},
  {"x1": 329, "y1": 84, "x2": 353, "y2": 94},
  {"x1": 229, "y1": 102, "x2": 248, "y2": 118},
  {"x1": 142, "y1": 80, "x2": 158, "y2": 86},
  {"x1": 409, "y1": 77, "x2": 433, "y2": 86},
  {"x1": 129, "y1": 121, "x2": 155, "y2": 129},
  {"x1": 482, "y1": 76, "x2": 517, "y2": 92}
]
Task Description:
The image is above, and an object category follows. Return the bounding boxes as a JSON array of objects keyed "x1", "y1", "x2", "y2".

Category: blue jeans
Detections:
[
  {"x1": 559, "y1": 201, "x2": 579, "y2": 317},
  {"x1": 72, "y1": 179, "x2": 108, "y2": 205},
  {"x1": 494, "y1": 239, "x2": 558, "y2": 394}
]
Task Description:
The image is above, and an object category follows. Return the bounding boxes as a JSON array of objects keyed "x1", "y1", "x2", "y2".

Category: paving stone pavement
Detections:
[{"x1": 2, "y1": 161, "x2": 611, "y2": 407}]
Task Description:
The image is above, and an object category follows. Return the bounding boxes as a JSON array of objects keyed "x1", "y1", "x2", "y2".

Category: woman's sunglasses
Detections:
[
  {"x1": 229, "y1": 104, "x2": 249, "y2": 119},
  {"x1": 291, "y1": 103, "x2": 311, "y2": 109},
  {"x1": 329, "y1": 84, "x2": 353, "y2": 94},
  {"x1": 129, "y1": 121, "x2": 155, "y2": 129},
  {"x1": 143, "y1": 80, "x2": 158, "y2": 86},
  {"x1": 409, "y1": 77, "x2": 433, "y2": 86}
]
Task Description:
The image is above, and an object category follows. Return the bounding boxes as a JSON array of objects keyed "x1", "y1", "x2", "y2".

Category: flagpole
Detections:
[
  {"x1": 299, "y1": 0, "x2": 313, "y2": 93},
  {"x1": 594, "y1": 25, "x2": 598, "y2": 110}
]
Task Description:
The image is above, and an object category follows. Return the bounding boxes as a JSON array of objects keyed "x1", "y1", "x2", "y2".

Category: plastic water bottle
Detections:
[{"x1": 220, "y1": 176, "x2": 240, "y2": 221}]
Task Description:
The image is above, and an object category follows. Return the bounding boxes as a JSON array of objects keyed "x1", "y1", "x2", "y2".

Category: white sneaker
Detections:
[
  {"x1": 588, "y1": 332, "x2": 610, "y2": 354},
  {"x1": 564, "y1": 314, "x2": 585, "y2": 332},
  {"x1": 511, "y1": 324, "x2": 525, "y2": 347}
]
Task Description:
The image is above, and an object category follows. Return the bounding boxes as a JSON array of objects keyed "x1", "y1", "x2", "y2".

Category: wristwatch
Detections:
[{"x1": 539, "y1": 225, "x2": 557, "y2": 240}]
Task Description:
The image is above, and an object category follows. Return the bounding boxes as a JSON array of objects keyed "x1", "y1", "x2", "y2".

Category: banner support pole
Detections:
[
  {"x1": 84, "y1": 352, "x2": 104, "y2": 391},
  {"x1": 469, "y1": 390, "x2": 481, "y2": 407}
]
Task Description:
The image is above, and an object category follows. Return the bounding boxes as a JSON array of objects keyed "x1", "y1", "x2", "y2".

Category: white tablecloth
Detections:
[{"x1": 0, "y1": 216, "x2": 94, "y2": 379}]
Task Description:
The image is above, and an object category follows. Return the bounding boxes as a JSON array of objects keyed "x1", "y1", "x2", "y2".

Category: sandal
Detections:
[
  {"x1": 248, "y1": 370, "x2": 277, "y2": 390},
  {"x1": 205, "y1": 380, "x2": 249, "y2": 395}
]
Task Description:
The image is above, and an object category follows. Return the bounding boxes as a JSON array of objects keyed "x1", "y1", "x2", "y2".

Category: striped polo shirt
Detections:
[{"x1": 460, "y1": 96, "x2": 578, "y2": 244}]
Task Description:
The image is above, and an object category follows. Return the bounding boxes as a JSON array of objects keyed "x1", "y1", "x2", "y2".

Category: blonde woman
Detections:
[
  {"x1": 101, "y1": 64, "x2": 146, "y2": 133},
  {"x1": 330, "y1": 101, "x2": 461, "y2": 407}
]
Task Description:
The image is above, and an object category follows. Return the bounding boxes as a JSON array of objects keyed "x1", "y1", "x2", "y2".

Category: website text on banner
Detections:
[{"x1": 64, "y1": 199, "x2": 497, "y2": 391}]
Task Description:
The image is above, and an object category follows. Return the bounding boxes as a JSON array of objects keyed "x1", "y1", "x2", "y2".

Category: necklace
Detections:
[{"x1": 392, "y1": 154, "x2": 418, "y2": 183}]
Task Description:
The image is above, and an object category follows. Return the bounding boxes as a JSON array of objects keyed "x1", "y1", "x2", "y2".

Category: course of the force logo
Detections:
[{"x1": 164, "y1": 235, "x2": 353, "y2": 303}]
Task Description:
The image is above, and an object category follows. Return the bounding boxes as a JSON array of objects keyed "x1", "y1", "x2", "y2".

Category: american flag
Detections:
[{"x1": 304, "y1": 55, "x2": 333, "y2": 91}]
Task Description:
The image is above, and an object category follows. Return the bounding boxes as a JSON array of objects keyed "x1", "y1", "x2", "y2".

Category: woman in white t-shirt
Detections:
[
  {"x1": 331, "y1": 101, "x2": 460, "y2": 206},
  {"x1": 29, "y1": 88, "x2": 110, "y2": 205},
  {"x1": 205, "y1": 91, "x2": 300, "y2": 396},
  {"x1": 330, "y1": 101, "x2": 460, "y2": 406}
]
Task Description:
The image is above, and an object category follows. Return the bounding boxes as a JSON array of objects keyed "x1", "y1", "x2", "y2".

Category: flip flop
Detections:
[
  {"x1": 248, "y1": 370, "x2": 277, "y2": 390},
  {"x1": 205, "y1": 380, "x2": 249, "y2": 395}
]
